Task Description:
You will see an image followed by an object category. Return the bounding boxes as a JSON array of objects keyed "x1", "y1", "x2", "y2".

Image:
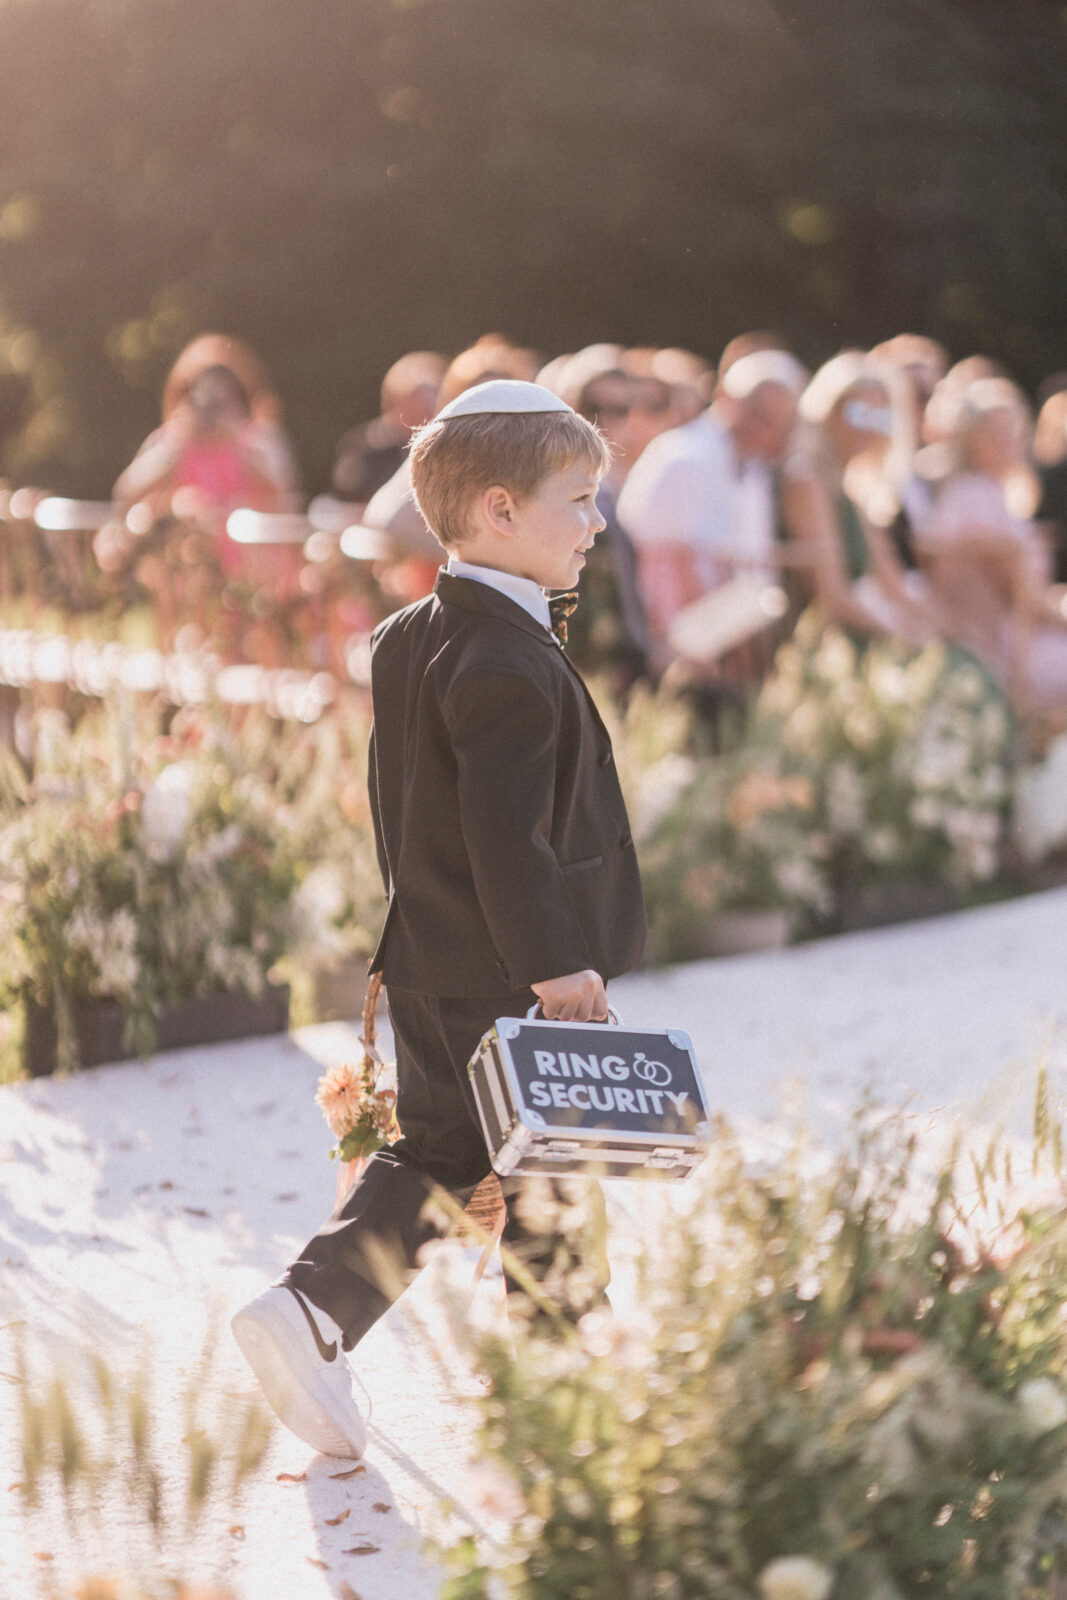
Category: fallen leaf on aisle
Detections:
[
  {"x1": 325, "y1": 1509, "x2": 351, "y2": 1526},
  {"x1": 229, "y1": 1526, "x2": 245, "y2": 1539},
  {"x1": 329, "y1": 1465, "x2": 366, "y2": 1480},
  {"x1": 337, "y1": 1584, "x2": 361, "y2": 1600},
  {"x1": 372, "y1": 1503, "x2": 391, "y2": 1513},
  {"x1": 343, "y1": 1544, "x2": 380, "y2": 1556},
  {"x1": 307, "y1": 1557, "x2": 329, "y2": 1569},
  {"x1": 276, "y1": 1471, "x2": 307, "y2": 1484}
]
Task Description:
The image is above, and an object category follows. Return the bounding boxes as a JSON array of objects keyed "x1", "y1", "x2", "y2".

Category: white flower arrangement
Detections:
[
  {"x1": 636, "y1": 614, "x2": 1016, "y2": 959},
  {"x1": 768, "y1": 616, "x2": 1013, "y2": 891},
  {"x1": 139, "y1": 758, "x2": 196, "y2": 862},
  {"x1": 1017, "y1": 1376, "x2": 1067, "y2": 1437},
  {"x1": 0, "y1": 695, "x2": 386, "y2": 1069},
  {"x1": 1013, "y1": 730, "x2": 1067, "y2": 864}
]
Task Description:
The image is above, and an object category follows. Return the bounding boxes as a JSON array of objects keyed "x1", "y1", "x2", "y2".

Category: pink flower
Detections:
[
  {"x1": 315, "y1": 1062, "x2": 372, "y2": 1139},
  {"x1": 315, "y1": 1061, "x2": 399, "y2": 1145}
]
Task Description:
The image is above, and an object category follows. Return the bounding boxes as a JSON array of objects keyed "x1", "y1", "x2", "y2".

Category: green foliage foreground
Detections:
[{"x1": 440, "y1": 1082, "x2": 1067, "y2": 1599}]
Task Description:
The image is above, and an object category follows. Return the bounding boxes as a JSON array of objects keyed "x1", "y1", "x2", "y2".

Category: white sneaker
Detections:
[{"x1": 231, "y1": 1285, "x2": 367, "y2": 1459}]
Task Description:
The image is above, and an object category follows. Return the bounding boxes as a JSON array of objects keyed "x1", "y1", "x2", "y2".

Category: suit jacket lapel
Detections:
[{"x1": 433, "y1": 570, "x2": 611, "y2": 739}]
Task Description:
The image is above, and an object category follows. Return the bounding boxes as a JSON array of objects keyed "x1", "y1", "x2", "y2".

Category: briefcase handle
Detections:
[{"x1": 526, "y1": 1001, "x2": 623, "y2": 1025}]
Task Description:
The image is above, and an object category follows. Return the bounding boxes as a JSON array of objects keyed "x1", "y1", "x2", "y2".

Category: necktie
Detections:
[{"x1": 548, "y1": 590, "x2": 579, "y2": 648}]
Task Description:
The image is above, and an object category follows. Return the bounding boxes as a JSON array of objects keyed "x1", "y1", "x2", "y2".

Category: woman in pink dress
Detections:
[
  {"x1": 919, "y1": 378, "x2": 1067, "y2": 716},
  {"x1": 115, "y1": 339, "x2": 297, "y2": 532},
  {"x1": 108, "y1": 337, "x2": 301, "y2": 649}
]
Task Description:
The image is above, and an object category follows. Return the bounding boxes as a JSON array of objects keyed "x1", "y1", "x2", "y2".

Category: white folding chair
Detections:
[
  {"x1": 225, "y1": 508, "x2": 315, "y2": 548},
  {"x1": 307, "y1": 494, "x2": 362, "y2": 536},
  {"x1": 339, "y1": 523, "x2": 392, "y2": 563}
]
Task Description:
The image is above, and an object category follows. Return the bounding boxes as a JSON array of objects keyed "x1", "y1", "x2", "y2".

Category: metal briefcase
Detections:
[{"x1": 468, "y1": 1011, "x2": 710, "y2": 1181}]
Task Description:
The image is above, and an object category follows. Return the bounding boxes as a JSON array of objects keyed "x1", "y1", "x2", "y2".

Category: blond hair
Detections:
[{"x1": 409, "y1": 409, "x2": 611, "y2": 550}]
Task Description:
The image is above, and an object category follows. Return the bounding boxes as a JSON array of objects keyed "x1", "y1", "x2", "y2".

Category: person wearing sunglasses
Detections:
[
  {"x1": 541, "y1": 347, "x2": 652, "y2": 689},
  {"x1": 616, "y1": 347, "x2": 806, "y2": 670}
]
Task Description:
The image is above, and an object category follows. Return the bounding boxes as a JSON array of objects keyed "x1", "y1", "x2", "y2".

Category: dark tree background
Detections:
[{"x1": 0, "y1": 0, "x2": 1065, "y2": 494}]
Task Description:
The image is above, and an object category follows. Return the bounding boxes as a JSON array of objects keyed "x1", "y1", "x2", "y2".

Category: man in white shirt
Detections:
[{"x1": 616, "y1": 350, "x2": 806, "y2": 662}]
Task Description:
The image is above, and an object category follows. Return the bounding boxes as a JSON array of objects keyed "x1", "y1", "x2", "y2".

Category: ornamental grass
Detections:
[{"x1": 441, "y1": 1076, "x2": 1067, "y2": 1599}]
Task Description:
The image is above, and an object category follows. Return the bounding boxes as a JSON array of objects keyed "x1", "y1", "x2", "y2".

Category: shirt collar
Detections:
[{"x1": 445, "y1": 556, "x2": 552, "y2": 630}]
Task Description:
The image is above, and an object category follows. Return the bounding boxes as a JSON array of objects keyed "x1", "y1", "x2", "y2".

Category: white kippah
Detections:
[{"x1": 434, "y1": 379, "x2": 574, "y2": 421}]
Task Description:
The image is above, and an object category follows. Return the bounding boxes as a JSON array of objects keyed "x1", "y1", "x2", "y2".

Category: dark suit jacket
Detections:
[{"x1": 367, "y1": 570, "x2": 646, "y2": 996}]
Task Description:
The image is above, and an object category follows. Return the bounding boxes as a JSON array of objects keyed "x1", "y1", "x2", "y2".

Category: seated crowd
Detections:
[{"x1": 6, "y1": 327, "x2": 1067, "y2": 728}]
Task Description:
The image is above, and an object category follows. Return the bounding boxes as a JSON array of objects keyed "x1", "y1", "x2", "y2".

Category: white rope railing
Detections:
[{"x1": 0, "y1": 629, "x2": 344, "y2": 722}]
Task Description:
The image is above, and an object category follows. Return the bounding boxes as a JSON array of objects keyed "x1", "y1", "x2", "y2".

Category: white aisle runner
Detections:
[{"x1": 2, "y1": 887, "x2": 1066, "y2": 1599}]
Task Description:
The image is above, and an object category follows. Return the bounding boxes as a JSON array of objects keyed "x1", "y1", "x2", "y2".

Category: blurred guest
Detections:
[
  {"x1": 918, "y1": 378, "x2": 1067, "y2": 714},
  {"x1": 715, "y1": 331, "x2": 791, "y2": 388},
  {"x1": 649, "y1": 348, "x2": 715, "y2": 423},
  {"x1": 620, "y1": 349, "x2": 688, "y2": 459},
  {"x1": 870, "y1": 334, "x2": 948, "y2": 437},
  {"x1": 1035, "y1": 376, "x2": 1067, "y2": 581},
  {"x1": 549, "y1": 346, "x2": 651, "y2": 687},
  {"x1": 862, "y1": 337, "x2": 948, "y2": 566},
  {"x1": 331, "y1": 350, "x2": 446, "y2": 505},
  {"x1": 929, "y1": 357, "x2": 1040, "y2": 528},
  {"x1": 361, "y1": 335, "x2": 540, "y2": 602},
  {"x1": 870, "y1": 335, "x2": 949, "y2": 547},
  {"x1": 1034, "y1": 373, "x2": 1067, "y2": 468},
  {"x1": 534, "y1": 352, "x2": 577, "y2": 396},
  {"x1": 106, "y1": 336, "x2": 302, "y2": 649},
  {"x1": 782, "y1": 351, "x2": 934, "y2": 643},
  {"x1": 617, "y1": 348, "x2": 806, "y2": 661},
  {"x1": 923, "y1": 355, "x2": 1010, "y2": 446},
  {"x1": 114, "y1": 334, "x2": 298, "y2": 520}
]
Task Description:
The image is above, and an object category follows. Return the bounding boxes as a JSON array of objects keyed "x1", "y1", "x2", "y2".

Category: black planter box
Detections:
[
  {"x1": 24, "y1": 984, "x2": 290, "y2": 1076},
  {"x1": 836, "y1": 877, "x2": 959, "y2": 933}
]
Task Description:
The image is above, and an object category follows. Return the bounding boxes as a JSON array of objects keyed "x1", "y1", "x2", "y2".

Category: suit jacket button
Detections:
[
  {"x1": 599, "y1": 749, "x2": 613, "y2": 767},
  {"x1": 620, "y1": 833, "x2": 633, "y2": 849}
]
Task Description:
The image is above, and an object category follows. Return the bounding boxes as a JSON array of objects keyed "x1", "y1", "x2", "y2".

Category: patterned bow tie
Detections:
[{"x1": 548, "y1": 590, "x2": 580, "y2": 648}]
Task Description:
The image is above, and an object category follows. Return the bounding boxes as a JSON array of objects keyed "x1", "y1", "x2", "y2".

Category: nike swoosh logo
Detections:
[{"x1": 285, "y1": 1286, "x2": 338, "y2": 1362}]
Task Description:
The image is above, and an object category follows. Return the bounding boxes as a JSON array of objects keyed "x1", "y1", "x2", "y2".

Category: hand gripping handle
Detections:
[{"x1": 526, "y1": 1001, "x2": 622, "y2": 1024}]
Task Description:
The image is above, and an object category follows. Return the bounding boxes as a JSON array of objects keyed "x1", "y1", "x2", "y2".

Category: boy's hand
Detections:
[{"x1": 531, "y1": 970, "x2": 608, "y2": 1022}]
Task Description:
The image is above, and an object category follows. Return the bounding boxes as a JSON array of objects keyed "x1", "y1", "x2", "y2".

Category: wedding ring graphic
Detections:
[{"x1": 632, "y1": 1052, "x2": 672, "y2": 1088}]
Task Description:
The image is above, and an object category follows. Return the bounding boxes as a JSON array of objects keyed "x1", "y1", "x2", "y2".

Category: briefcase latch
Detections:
[{"x1": 646, "y1": 1147, "x2": 698, "y2": 1170}]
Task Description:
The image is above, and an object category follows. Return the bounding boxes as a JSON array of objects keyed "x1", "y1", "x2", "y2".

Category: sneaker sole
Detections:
[{"x1": 231, "y1": 1308, "x2": 365, "y2": 1459}]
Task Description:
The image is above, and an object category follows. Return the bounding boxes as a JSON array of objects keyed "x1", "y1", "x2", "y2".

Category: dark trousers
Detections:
[{"x1": 284, "y1": 987, "x2": 609, "y2": 1350}]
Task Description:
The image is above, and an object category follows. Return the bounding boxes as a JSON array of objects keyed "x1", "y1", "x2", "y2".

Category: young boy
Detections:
[{"x1": 231, "y1": 380, "x2": 647, "y2": 1458}]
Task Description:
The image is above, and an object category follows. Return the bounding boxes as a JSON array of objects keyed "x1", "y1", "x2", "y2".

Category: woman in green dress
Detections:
[{"x1": 781, "y1": 351, "x2": 936, "y2": 646}]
